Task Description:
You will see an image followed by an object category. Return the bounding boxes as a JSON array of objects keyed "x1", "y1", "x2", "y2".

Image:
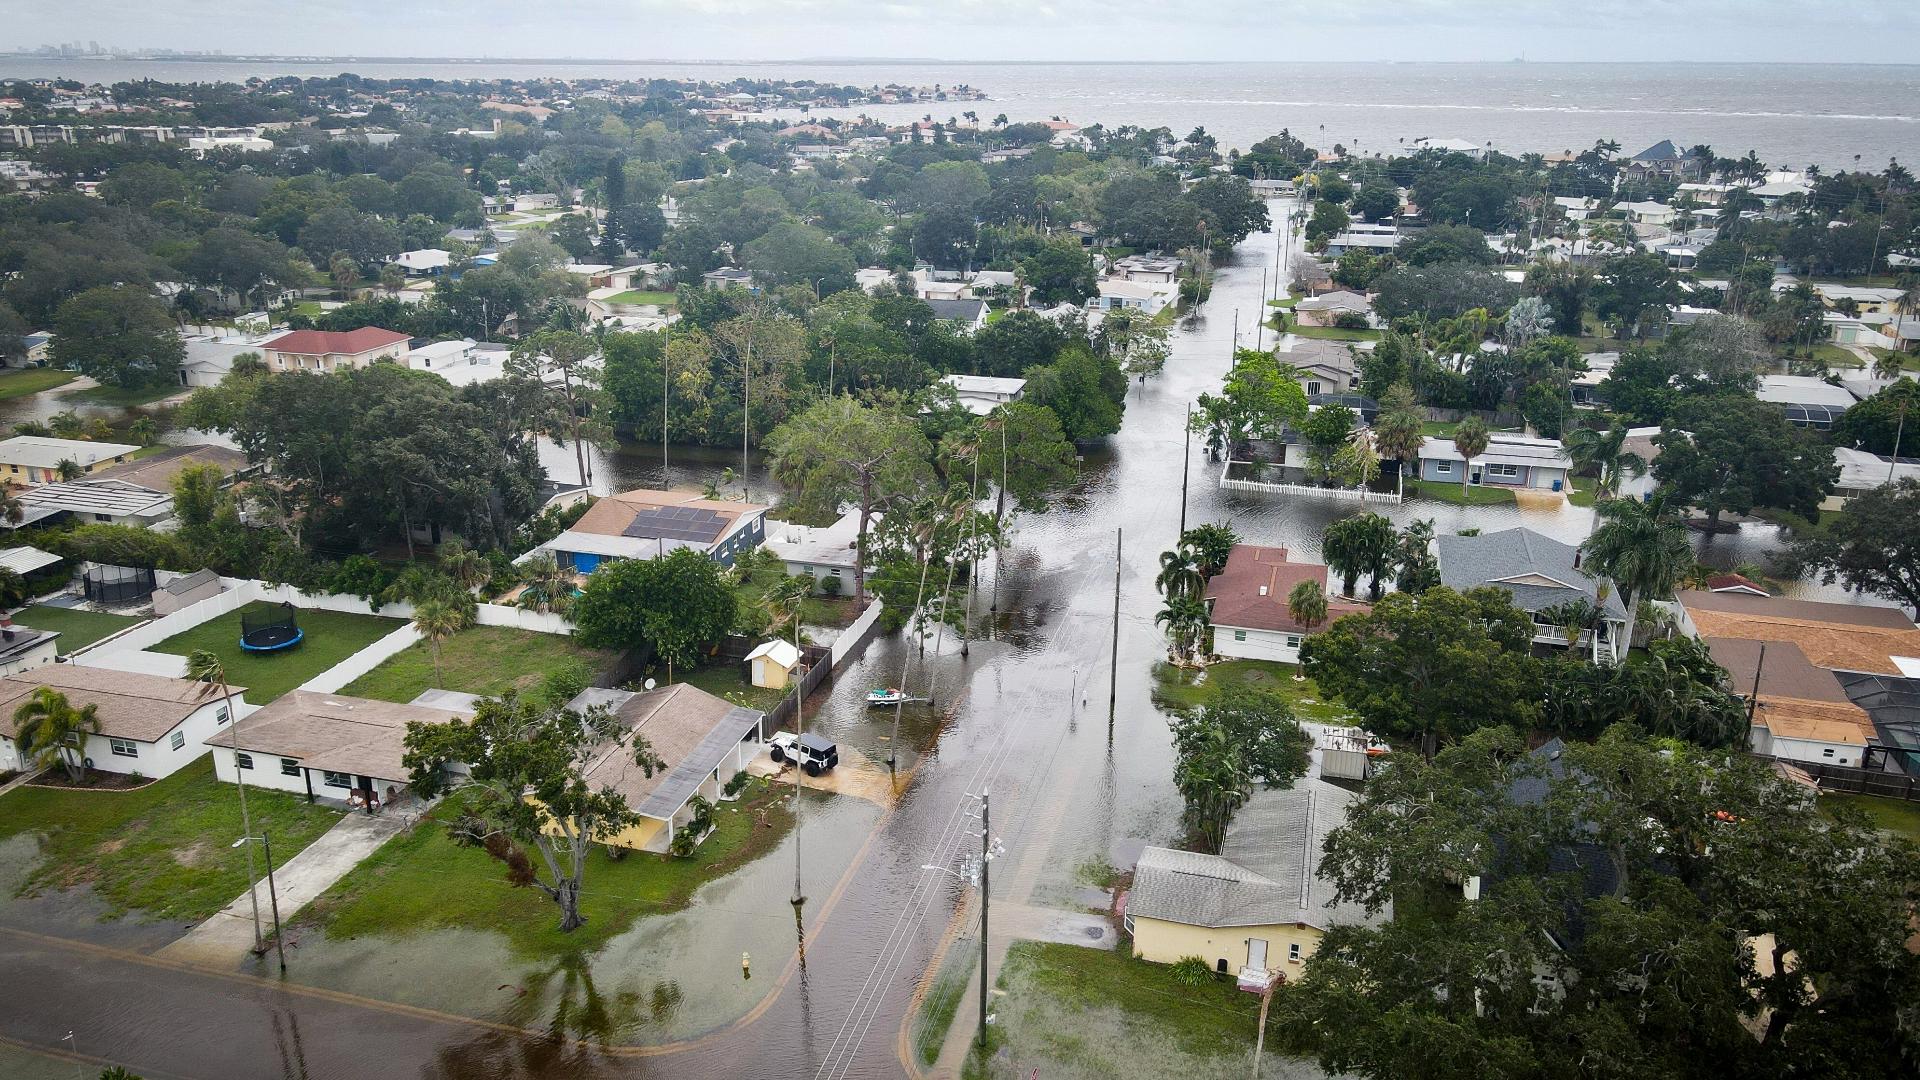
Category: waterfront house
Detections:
[
  {"x1": 1126, "y1": 780, "x2": 1386, "y2": 980},
  {"x1": 1435, "y1": 527, "x2": 1628, "y2": 662},
  {"x1": 1411, "y1": 137, "x2": 1487, "y2": 161},
  {"x1": 536, "y1": 488, "x2": 769, "y2": 575},
  {"x1": 259, "y1": 327, "x2": 410, "y2": 373},
  {"x1": 940, "y1": 374, "x2": 1026, "y2": 415},
  {"x1": 566, "y1": 684, "x2": 764, "y2": 854},
  {"x1": 1416, "y1": 432, "x2": 1572, "y2": 491},
  {"x1": 0, "y1": 666, "x2": 245, "y2": 780},
  {"x1": 211, "y1": 691, "x2": 464, "y2": 811},
  {"x1": 1624, "y1": 140, "x2": 1703, "y2": 182},
  {"x1": 1204, "y1": 544, "x2": 1369, "y2": 660},
  {"x1": 0, "y1": 436, "x2": 141, "y2": 487}
]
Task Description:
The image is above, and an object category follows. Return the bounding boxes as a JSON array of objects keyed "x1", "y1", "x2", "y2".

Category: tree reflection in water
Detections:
[{"x1": 424, "y1": 951, "x2": 687, "y2": 1079}]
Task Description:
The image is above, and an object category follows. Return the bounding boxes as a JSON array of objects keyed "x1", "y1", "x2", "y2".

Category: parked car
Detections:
[{"x1": 769, "y1": 731, "x2": 840, "y2": 776}]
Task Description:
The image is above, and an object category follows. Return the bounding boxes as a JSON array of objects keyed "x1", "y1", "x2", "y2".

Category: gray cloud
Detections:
[{"x1": 3, "y1": 0, "x2": 1917, "y2": 62}]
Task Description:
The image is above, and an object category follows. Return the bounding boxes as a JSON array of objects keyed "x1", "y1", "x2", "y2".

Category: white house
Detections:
[
  {"x1": 1089, "y1": 279, "x2": 1176, "y2": 316},
  {"x1": 0, "y1": 436, "x2": 142, "y2": 486},
  {"x1": 926, "y1": 298, "x2": 990, "y2": 333},
  {"x1": 259, "y1": 327, "x2": 411, "y2": 373},
  {"x1": 1757, "y1": 375, "x2": 1859, "y2": 430},
  {"x1": 0, "y1": 613, "x2": 59, "y2": 677},
  {"x1": 1416, "y1": 432, "x2": 1572, "y2": 491},
  {"x1": 1292, "y1": 290, "x2": 1374, "y2": 328},
  {"x1": 211, "y1": 690, "x2": 466, "y2": 810},
  {"x1": 11, "y1": 479, "x2": 173, "y2": 530},
  {"x1": 1821, "y1": 447, "x2": 1920, "y2": 512},
  {"x1": 568, "y1": 684, "x2": 764, "y2": 854},
  {"x1": 1204, "y1": 545, "x2": 1369, "y2": 663},
  {"x1": 941, "y1": 374, "x2": 1026, "y2": 415},
  {"x1": 387, "y1": 248, "x2": 453, "y2": 277},
  {"x1": 1110, "y1": 255, "x2": 1183, "y2": 284},
  {"x1": 0, "y1": 666, "x2": 245, "y2": 779},
  {"x1": 762, "y1": 508, "x2": 873, "y2": 595}
]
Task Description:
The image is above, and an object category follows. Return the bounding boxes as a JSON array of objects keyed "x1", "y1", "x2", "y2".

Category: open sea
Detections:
[{"x1": 2, "y1": 58, "x2": 1916, "y2": 170}]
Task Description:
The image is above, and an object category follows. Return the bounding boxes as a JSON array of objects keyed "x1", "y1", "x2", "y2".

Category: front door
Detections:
[{"x1": 1247, "y1": 938, "x2": 1269, "y2": 971}]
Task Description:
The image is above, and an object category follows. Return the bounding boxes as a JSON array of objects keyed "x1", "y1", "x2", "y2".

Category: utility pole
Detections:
[
  {"x1": 1109, "y1": 528, "x2": 1121, "y2": 736},
  {"x1": 1255, "y1": 267, "x2": 1267, "y2": 351},
  {"x1": 262, "y1": 833, "x2": 285, "y2": 975},
  {"x1": 1251, "y1": 972, "x2": 1280, "y2": 1079},
  {"x1": 661, "y1": 320, "x2": 670, "y2": 484},
  {"x1": 791, "y1": 604, "x2": 806, "y2": 906},
  {"x1": 1180, "y1": 404, "x2": 1192, "y2": 537},
  {"x1": 977, "y1": 791, "x2": 991, "y2": 1049}
]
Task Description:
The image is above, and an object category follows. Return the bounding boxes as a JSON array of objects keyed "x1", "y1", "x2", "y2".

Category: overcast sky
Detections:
[{"x1": 5, "y1": 0, "x2": 1919, "y2": 64}]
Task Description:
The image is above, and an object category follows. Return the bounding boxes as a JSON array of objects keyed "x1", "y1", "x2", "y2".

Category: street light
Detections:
[{"x1": 232, "y1": 834, "x2": 287, "y2": 973}]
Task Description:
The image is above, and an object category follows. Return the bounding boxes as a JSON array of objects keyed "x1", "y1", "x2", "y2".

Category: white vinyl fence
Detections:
[{"x1": 299, "y1": 624, "x2": 424, "y2": 694}]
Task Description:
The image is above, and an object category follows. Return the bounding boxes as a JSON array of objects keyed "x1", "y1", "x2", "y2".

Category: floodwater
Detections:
[{"x1": 0, "y1": 200, "x2": 1899, "y2": 1079}]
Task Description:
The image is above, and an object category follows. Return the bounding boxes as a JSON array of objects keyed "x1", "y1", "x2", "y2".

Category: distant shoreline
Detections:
[{"x1": 6, "y1": 55, "x2": 1920, "y2": 69}]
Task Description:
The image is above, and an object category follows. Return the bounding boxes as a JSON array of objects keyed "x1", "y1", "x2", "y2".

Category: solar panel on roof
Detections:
[{"x1": 624, "y1": 505, "x2": 727, "y2": 543}]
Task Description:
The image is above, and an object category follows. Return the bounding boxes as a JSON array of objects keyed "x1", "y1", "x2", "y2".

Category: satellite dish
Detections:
[{"x1": 644, "y1": 678, "x2": 658, "y2": 691}]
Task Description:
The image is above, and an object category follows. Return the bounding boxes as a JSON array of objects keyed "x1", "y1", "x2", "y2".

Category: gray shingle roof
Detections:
[{"x1": 1435, "y1": 527, "x2": 1626, "y2": 620}]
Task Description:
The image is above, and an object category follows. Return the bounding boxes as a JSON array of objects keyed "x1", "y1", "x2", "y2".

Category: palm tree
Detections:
[
  {"x1": 1287, "y1": 579, "x2": 1329, "y2": 679},
  {"x1": 0, "y1": 488, "x2": 22, "y2": 527},
  {"x1": 1452, "y1": 416, "x2": 1490, "y2": 497},
  {"x1": 1579, "y1": 487, "x2": 1692, "y2": 648},
  {"x1": 1566, "y1": 422, "x2": 1648, "y2": 498},
  {"x1": 1156, "y1": 545, "x2": 1205, "y2": 601},
  {"x1": 413, "y1": 599, "x2": 467, "y2": 688},
  {"x1": 1156, "y1": 595, "x2": 1211, "y2": 665},
  {"x1": 54, "y1": 459, "x2": 84, "y2": 482},
  {"x1": 1321, "y1": 518, "x2": 1366, "y2": 599},
  {"x1": 1372, "y1": 383, "x2": 1425, "y2": 493},
  {"x1": 516, "y1": 553, "x2": 577, "y2": 616},
  {"x1": 437, "y1": 540, "x2": 490, "y2": 594},
  {"x1": 763, "y1": 573, "x2": 812, "y2": 640},
  {"x1": 1348, "y1": 513, "x2": 1398, "y2": 601},
  {"x1": 1540, "y1": 597, "x2": 1599, "y2": 656},
  {"x1": 188, "y1": 648, "x2": 262, "y2": 952},
  {"x1": 127, "y1": 417, "x2": 159, "y2": 446},
  {"x1": 12, "y1": 686, "x2": 100, "y2": 783}
]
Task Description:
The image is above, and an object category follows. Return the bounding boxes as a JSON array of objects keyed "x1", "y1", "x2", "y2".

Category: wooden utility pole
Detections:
[
  {"x1": 1180, "y1": 404, "x2": 1192, "y2": 537},
  {"x1": 1109, "y1": 528, "x2": 1121, "y2": 736},
  {"x1": 1251, "y1": 973, "x2": 1280, "y2": 1079}
]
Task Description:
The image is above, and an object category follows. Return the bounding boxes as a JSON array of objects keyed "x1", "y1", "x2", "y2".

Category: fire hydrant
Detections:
[{"x1": 742, "y1": 951, "x2": 752, "y2": 980}]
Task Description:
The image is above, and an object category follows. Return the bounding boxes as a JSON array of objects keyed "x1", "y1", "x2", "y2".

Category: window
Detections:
[
  {"x1": 109, "y1": 737, "x2": 138, "y2": 758},
  {"x1": 322, "y1": 770, "x2": 352, "y2": 789},
  {"x1": 236, "y1": 752, "x2": 254, "y2": 770},
  {"x1": 215, "y1": 706, "x2": 230, "y2": 726},
  {"x1": 1434, "y1": 462, "x2": 1452, "y2": 475},
  {"x1": 1285, "y1": 635, "x2": 1302, "y2": 649},
  {"x1": 1288, "y1": 942, "x2": 1302, "y2": 962},
  {"x1": 281, "y1": 758, "x2": 300, "y2": 777},
  {"x1": 1233, "y1": 630, "x2": 1247, "y2": 642},
  {"x1": 95, "y1": 514, "x2": 112, "y2": 522},
  {"x1": 1305, "y1": 380, "x2": 1323, "y2": 396},
  {"x1": 169, "y1": 730, "x2": 185, "y2": 751},
  {"x1": 1486, "y1": 462, "x2": 1521, "y2": 478},
  {"x1": 1822, "y1": 748, "x2": 1835, "y2": 758}
]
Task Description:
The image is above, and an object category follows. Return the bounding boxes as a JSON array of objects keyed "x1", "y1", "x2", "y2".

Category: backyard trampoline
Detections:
[{"x1": 240, "y1": 603, "x2": 304, "y2": 652}]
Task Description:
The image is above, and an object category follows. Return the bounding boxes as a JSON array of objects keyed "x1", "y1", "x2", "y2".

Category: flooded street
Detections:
[{"x1": 0, "y1": 202, "x2": 1872, "y2": 1078}]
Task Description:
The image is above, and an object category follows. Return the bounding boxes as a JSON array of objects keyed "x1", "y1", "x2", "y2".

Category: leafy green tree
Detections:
[
  {"x1": 741, "y1": 221, "x2": 856, "y2": 294},
  {"x1": 1349, "y1": 183, "x2": 1400, "y2": 223},
  {"x1": 1393, "y1": 223, "x2": 1496, "y2": 267},
  {"x1": 1095, "y1": 307, "x2": 1171, "y2": 382},
  {"x1": 1023, "y1": 346, "x2": 1126, "y2": 443},
  {"x1": 1016, "y1": 239, "x2": 1097, "y2": 306},
  {"x1": 1787, "y1": 478, "x2": 1920, "y2": 613},
  {"x1": 1595, "y1": 251, "x2": 1678, "y2": 339},
  {"x1": 1190, "y1": 349, "x2": 1310, "y2": 455},
  {"x1": 1653, "y1": 395, "x2": 1837, "y2": 529},
  {"x1": 971, "y1": 310, "x2": 1068, "y2": 378},
  {"x1": 1373, "y1": 263, "x2": 1519, "y2": 322},
  {"x1": 1393, "y1": 518, "x2": 1440, "y2": 593},
  {"x1": 1280, "y1": 726, "x2": 1920, "y2": 1080},
  {"x1": 767, "y1": 396, "x2": 935, "y2": 604},
  {"x1": 1169, "y1": 684, "x2": 1311, "y2": 851},
  {"x1": 50, "y1": 285, "x2": 184, "y2": 389},
  {"x1": 571, "y1": 549, "x2": 737, "y2": 681},
  {"x1": 951, "y1": 402, "x2": 1077, "y2": 513},
  {"x1": 1831, "y1": 377, "x2": 1920, "y2": 457},
  {"x1": 403, "y1": 694, "x2": 657, "y2": 933},
  {"x1": 1304, "y1": 200, "x2": 1350, "y2": 246},
  {"x1": 1301, "y1": 403, "x2": 1357, "y2": 484},
  {"x1": 1183, "y1": 175, "x2": 1270, "y2": 252},
  {"x1": 1302, "y1": 586, "x2": 1538, "y2": 759},
  {"x1": 12, "y1": 686, "x2": 100, "y2": 783}
]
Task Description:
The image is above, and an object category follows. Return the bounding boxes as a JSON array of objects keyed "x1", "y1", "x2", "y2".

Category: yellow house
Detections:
[{"x1": 1125, "y1": 779, "x2": 1385, "y2": 980}]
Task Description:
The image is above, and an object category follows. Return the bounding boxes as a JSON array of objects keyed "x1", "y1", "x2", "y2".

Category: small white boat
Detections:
[{"x1": 866, "y1": 688, "x2": 909, "y2": 707}]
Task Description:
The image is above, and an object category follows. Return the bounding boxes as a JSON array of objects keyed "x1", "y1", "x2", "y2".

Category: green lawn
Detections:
[
  {"x1": 1267, "y1": 294, "x2": 1301, "y2": 309},
  {"x1": 1290, "y1": 324, "x2": 1380, "y2": 342},
  {"x1": 151, "y1": 602, "x2": 405, "y2": 704},
  {"x1": 1810, "y1": 343, "x2": 1863, "y2": 369},
  {"x1": 913, "y1": 946, "x2": 979, "y2": 1066},
  {"x1": 10, "y1": 605, "x2": 144, "y2": 653},
  {"x1": 1153, "y1": 659, "x2": 1352, "y2": 723},
  {"x1": 339, "y1": 625, "x2": 616, "y2": 704},
  {"x1": 1820, "y1": 793, "x2": 1920, "y2": 843},
  {"x1": 605, "y1": 289, "x2": 677, "y2": 306},
  {"x1": 1409, "y1": 477, "x2": 1517, "y2": 506},
  {"x1": 680, "y1": 662, "x2": 790, "y2": 714},
  {"x1": 1566, "y1": 476, "x2": 1598, "y2": 508},
  {"x1": 303, "y1": 775, "x2": 792, "y2": 955},
  {"x1": 971, "y1": 941, "x2": 1286, "y2": 1080},
  {"x1": 1420, "y1": 419, "x2": 1461, "y2": 437},
  {"x1": 985, "y1": 308, "x2": 1007, "y2": 325},
  {"x1": 0, "y1": 757, "x2": 344, "y2": 922},
  {"x1": 0, "y1": 368, "x2": 76, "y2": 400},
  {"x1": 67, "y1": 382, "x2": 184, "y2": 407}
]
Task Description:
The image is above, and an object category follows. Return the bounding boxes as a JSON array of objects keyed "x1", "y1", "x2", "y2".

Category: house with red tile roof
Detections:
[
  {"x1": 259, "y1": 327, "x2": 411, "y2": 373},
  {"x1": 1204, "y1": 545, "x2": 1368, "y2": 664}
]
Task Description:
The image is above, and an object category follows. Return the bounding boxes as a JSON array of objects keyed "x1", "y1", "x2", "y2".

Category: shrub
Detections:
[
  {"x1": 819, "y1": 574, "x2": 842, "y2": 597},
  {"x1": 1170, "y1": 955, "x2": 1214, "y2": 987},
  {"x1": 1333, "y1": 310, "x2": 1371, "y2": 330},
  {"x1": 723, "y1": 770, "x2": 749, "y2": 798}
]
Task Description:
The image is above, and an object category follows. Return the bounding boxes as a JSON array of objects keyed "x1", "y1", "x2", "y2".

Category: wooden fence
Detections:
[{"x1": 1794, "y1": 761, "x2": 1920, "y2": 802}]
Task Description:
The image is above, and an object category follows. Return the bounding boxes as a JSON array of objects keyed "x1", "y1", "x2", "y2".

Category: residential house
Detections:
[
  {"x1": 1321, "y1": 232, "x2": 1401, "y2": 257},
  {"x1": 386, "y1": 248, "x2": 453, "y2": 277},
  {"x1": 1835, "y1": 671, "x2": 1920, "y2": 772},
  {"x1": 762, "y1": 509, "x2": 873, "y2": 595},
  {"x1": 1822, "y1": 447, "x2": 1920, "y2": 511},
  {"x1": 1411, "y1": 137, "x2": 1488, "y2": 161},
  {"x1": 1703, "y1": 636, "x2": 1876, "y2": 768},
  {"x1": 1276, "y1": 339, "x2": 1361, "y2": 397},
  {"x1": 926, "y1": 298, "x2": 990, "y2": 333},
  {"x1": 1673, "y1": 589, "x2": 1920, "y2": 682},
  {"x1": 1624, "y1": 140, "x2": 1703, "y2": 182},
  {"x1": 0, "y1": 613, "x2": 58, "y2": 678},
  {"x1": 1292, "y1": 290, "x2": 1375, "y2": 328},
  {"x1": 940, "y1": 374, "x2": 1026, "y2": 415},
  {"x1": 212, "y1": 691, "x2": 466, "y2": 810},
  {"x1": 92, "y1": 443, "x2": 250, "y2": 493},
  {"x1": 1109, "y1": 255, "x2": 1183, "y2": 284},
  {"x1": 0, "y1": 436, "x2": 141, "y2": 486},
  {"x1": 1615, "y1": 425, "x2": 1662, "y2": 501},
  {"x1": 1416, "y1": 432, "x2": 1572, "y2": 491},
  {"x1": 1205, "y1": 545, "x2": 1368, "y2": 662},
  {"x1": 10, "y1": 479, "x2": 174, "y2": 530},
  {"x1": 0, "y1": 666, "x2": 245, "y2": 779},
  {"x1": 536, "y1": 488, "x2": 769, "y2": 575},
  {"x1": 259, "y1": 327, "x2": 411, "y2": 373},
  {"x1": 1088, "y1": 279, "x2": 1176, "y2": 317},
  {"x1": 179, "y1": 329, "x2": 275, "y2": 387},
  {"x1": 702, "y1": 267, "x2": 758, "y2": 292},
  {"x1": 1436, "y1": 527, "x2": 1628, "y2": 661},
  {"x1": 566, "y1": 684, "x2": 764, "y2": 854},
  {"x1": 1127, "y1": 780, "x2": 1387, "y2": 978},
  {"x1": 21, "y1": 330, "x2": 53, "y2": 365},
  {"x1": 1756, "y1": 374, "x2": 1858, "y2": 430},
  {"x1": 1615, "y1": 200, "x2": 1675, "y2": 228}
]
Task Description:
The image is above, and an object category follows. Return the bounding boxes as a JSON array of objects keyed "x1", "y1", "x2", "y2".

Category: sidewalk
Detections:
[{"x1": 155, "y1": 809, "x2": 409, "y2": 966}]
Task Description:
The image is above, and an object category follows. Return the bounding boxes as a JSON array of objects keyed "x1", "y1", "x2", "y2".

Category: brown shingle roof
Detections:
[
  {"x1": 569, "y1": 488, "x2": 770, "y2": 540},
  {"x1": 579, "y1": 683, "x2": 743, "y2": 811},
  {"x1": 1703, "y1": 637, "x2": 1851, "y2": 704},
  {"x1": 93, "y1": 444, "x2": 249, "y2": 491},
  {"x1": 1204, "y1": 544, "x2": 1368, "y2": 634},
  {"x1": 0, "y1": 666, "x2": 240, "y2": 744},
  {"x1": 222, "y1": 691, "x2": 463, "y2": 782},
  {"x1": 1679, "y1": 590, "x2": 1920, "y2": 676},
  {"x1": 264, "y1": 327, "x2": 409, "y2": 356}
]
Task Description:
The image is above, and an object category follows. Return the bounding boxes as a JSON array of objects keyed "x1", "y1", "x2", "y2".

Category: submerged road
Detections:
[{"x1": 0, "y1": 200, "x2": 1329, "y2": 1080}]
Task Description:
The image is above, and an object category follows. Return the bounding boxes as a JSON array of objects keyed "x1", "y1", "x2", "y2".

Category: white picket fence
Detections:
[{"x1": 1218, "y1": 462, "x2": 1403, "y2": 505}]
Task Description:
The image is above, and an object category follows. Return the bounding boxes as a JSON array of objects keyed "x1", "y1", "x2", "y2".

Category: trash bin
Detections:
[{"x1": 1551, "y1": 479, "x2": 1564, "y2": 492}]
